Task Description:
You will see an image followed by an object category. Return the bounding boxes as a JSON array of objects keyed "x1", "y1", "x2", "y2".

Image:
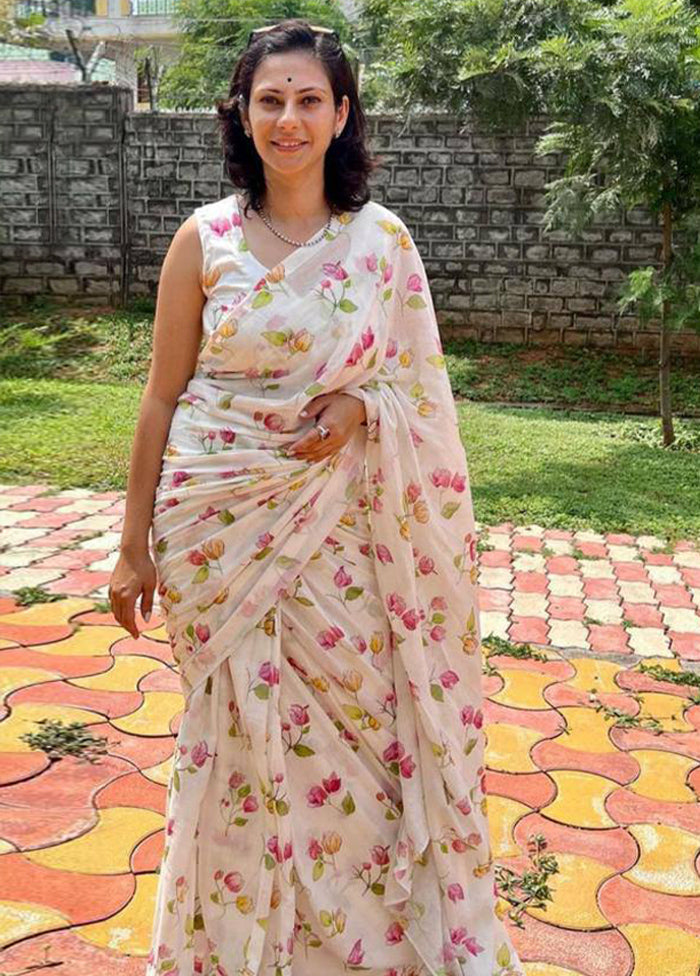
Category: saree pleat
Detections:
[{"x1": 146, "y1": 194, "x2": 525, "y2": 976}]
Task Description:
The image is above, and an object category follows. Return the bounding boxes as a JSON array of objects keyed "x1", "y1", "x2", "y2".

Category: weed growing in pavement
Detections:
[
  {"x1": 587, "y1": 690, "x2": 667, "y2": 733},
  {"x1": 483, "y1": 634, "x2": 549, "y2": 662},
  {"x1": 19, "y1": 718, "x2": 113, "y2": 764},
  {"x1": 12, "y1": 586, "x2": 66, "y2": 607},
  {"x1": 493, "y1": 832, "x2": 559, "y2": 929},
  {"x1": 638, "y1": 662, "x2": 700, "y2": 706}
]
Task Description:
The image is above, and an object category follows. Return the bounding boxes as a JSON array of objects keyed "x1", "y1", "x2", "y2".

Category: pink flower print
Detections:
[
  {"x1": 406, "y1": 481, "x2": 422, "y2": 503},
  {"x1": 172, "y1": 470, "x2": 191, "y2": 487},
  {"x1": 430, "y1": 467, "x2": 452, "y2": 488},
  {"x1": 450, "y1": 927, "x2": 468, "y2": 947},
  {"x1": 334, "y1": 565, "x2": 353, "y2": 588},
  {"x1": 399, "y1": 754, "x2": 416, "y2": 778},
  {"x1": 383, "y1": 264, "x2": 393, "y2": 283},
  {"x1": 195, "y1": 623, "x2": 210, "y2": 644},
  {"x1": 345, "y1": 341, "x2": 364, "y2": 366},
  {"x1": 473, "y1": 708, "x2": 484, "y2": 729},
  {"x1": 322, "y1": 261, "x2": 348, "y2": 280},
  {"x1": 166, "y1": 817, "x2": 175, "y2": 836},
  {"x1": 376, "y1": 544, "x2": 394, "y2": 564},
  {"x1": 410, "y1": 426, "x2": 423, "y2": 447},
  {"x1": 188, "y1": 549, "x2": 207, "y2": 566},
  {"x1": 347, "y1": 939, "x2": 365, "y2": 965},
  {"x1": 322, "y1": 771, "x2": 341, "y2": 794},
  {"x1": 440, "y1": 669, "x2": 459, "y2": 689},
  {"x1": 307, "y1": 784, "x2": 327, "y2": 807},
  {"x1": 402, "y1": 608, "x2": 420, "y2": 630},
  {"x1": 257, "y1": 531, "x2": 273, "y2": 549},
  {"x1": 448, "y1": 882, "x2": 465, "y2": 903},
  {"x1": 387, "y1": 592, "x2": 407, "y2": 616},
  {"x1": 451, "y1": 471, "x2": 466, "y2": 492},
  {"x1": 387, "y1": 338, "x2": 398, "y2": 358},
  {"x1": 231, "y1": 210, "x2": 242, "y2": 227},
  {"x1": 263, "y1": 413, "x2": 285, "y2": 431},
  {"x1": 371, "y1": 844, "x2": 390, "y2": 866},
  {"x1": 430, "y1": 624, "x2": 446, "y2": 642},
  {"x1": 361, "y1": 325, "x2": 375, "y2": 350},
  {"x1": 452, "y1": 837, "x2": 468, "y2": 853},
  {"x1": 220, "y1": 428, "x2": 236, "y2": 444},
  {"x1": 258, "y1": 661, "x2": 280, "y2": 685},
  {"x1": 461, "y1": 704, "x2": 475, "y2": 726},
  {"x1": 365, "y1": 252, "x2": 378, "y2": 272},
  {"x1": 209, "y1": 217, "x2": 232, "y2": 237},
  {"x1": 223, "y1": 870, "x2": 244, "y2": 892},
  {"x1": 372, "y1": 495, "x2": 383, "y2": 513},
  {"x1": 254, "y1": 277, "x2": 267, "y2": 291},
  {"x1": 418, "y1": 555, "x2": 435, "y2": 575},
  {"x1": 229, "y1": 770, "x2": 245, "y2": 789},
  {"x1": 288, "y1": 703, "x2": 309, "y2": 726},
  {"x1": 191, "y1": 741, "x2": 210, "y2": 767},
  {"x1": 406, "y1": 272, "x2": 423, "y2": 292},
  {"x1": 464, "y1": 936, "x2": 485, "y2": 957},
  {"x1": 383, "y1": 739, "x2": 405, "y2": 763},
  {"x1": 385, "y1": 921, "x2": 405, "y2": 944},
  {"x1": 308, "y1": 837, "x2": 323, "y2": 859},
  {"x1": 456, "y1": 796, "x2": 472, "y2": 815},
  {"x1": 267, "y1": 835, "x2": 283, "y2": 862},
  {"x1": 242, "y1": 795, "x2": 258, "y2": 813},
  {"x1": 431, "y1": 595, "x2": 448, "y2": 611},
  {"x1": 318, "y1": 625, "x2": 344, "y2": 649}
]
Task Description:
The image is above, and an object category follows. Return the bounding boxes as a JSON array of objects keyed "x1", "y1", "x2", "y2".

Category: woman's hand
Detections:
[
  {"x1": 109, "y1": 548, "x2": 158, "y2": 640},
  {"x1": 284, "y1": 393, "x2": 366, "y2": 462}
]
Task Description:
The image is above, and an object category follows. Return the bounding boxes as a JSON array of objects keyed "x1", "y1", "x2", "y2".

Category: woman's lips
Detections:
[{"x1": 272, "y1": 141, "x2": 307, "y2": 153}]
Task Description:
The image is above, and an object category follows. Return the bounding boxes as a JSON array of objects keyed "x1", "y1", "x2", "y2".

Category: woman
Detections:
[{"x1": 109, "y1": 18, "x2": 524, "y2": 976}]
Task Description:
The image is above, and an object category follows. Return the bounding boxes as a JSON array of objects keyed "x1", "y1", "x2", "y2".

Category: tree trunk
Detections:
[{"x1": 659, "y1": 201, "x2": 674, "y2": 447}]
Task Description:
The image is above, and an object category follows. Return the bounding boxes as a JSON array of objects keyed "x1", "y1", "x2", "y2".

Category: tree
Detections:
[{"x1": 361, "y1": 0, "x2": 700, "y2": 445}]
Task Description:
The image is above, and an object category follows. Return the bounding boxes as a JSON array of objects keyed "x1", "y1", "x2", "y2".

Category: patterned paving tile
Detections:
[{"x1": 0, "y1": 487, "x2": 699, "y2": 973}]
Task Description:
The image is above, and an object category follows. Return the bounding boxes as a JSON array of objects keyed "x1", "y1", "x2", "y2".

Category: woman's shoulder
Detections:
[{"x1": 349, "y1": 198, "x2": 410, "y2": 231}]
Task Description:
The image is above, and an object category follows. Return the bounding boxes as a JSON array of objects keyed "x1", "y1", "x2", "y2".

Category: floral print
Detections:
[{"x1": 146, "y1": 194, "x2": 524, "y2": 976}]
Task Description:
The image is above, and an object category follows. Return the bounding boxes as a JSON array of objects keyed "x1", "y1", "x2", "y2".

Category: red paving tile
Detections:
[
  {"x1": 641, "y1": 550, "x2": 675, "y2": 565},
  {"x1": 96, "y1": 770, "x2": 167, "y2": 815},
  {"x1": 0, "y1": 622, "x2": 74, "y2": 646},
  {"x1": 513, "y1": 534, "x2": 543, "y2": 551},
  {"x1": 545, "y1": 555, "x2": 580, "y2": 574},
  {"x1": 483, "y1": 769, "x2": 557, "y2": 809},
  {"x1": 514, "y1": 571, "x2": 548, "y2": 593},
  {"x1": 652, "y1": 583, "x2": 695, "y2": 607},
  {"x1": 0, "y1": 925, "x2": 146, "y2": 976},
  {"x1": 605, "y1": 788, "x2": 700, "y2": 834},
  {"x1": 611, "y1": 561, "x2": 649, "y2": 582},
  {"x1": 548, "y1": 596, "x2": 586, "y2": 620},
  {"x1": 0, "y1": 804, "x2": 99, "y2": 849},
  {"x1": 44, "y1": 569, "x2": 113, "y2": 596},
  {"x1": 513, "y1": 811, "x2": 638, "y2": 869},
  {"x1": 15, "y1": 512, "x2": 86, "y2": 529},
  {"x1": 583, "y1": 578, "x2": 620, "y2": 600},
  {"x1": 607, "y1": 533, "x2": 637, "y2": 545},
  {"x1": 478, "y1": 549, "x2": 513, "y2": 568},
  {"x1": 599, "y1": 875, "x2": 700, "y2": 936},
  {"x1": 621, "y1": 602, "x2": 664, "y2": 628},
  {"x1": 679, "y1": 567, "x2": 700, "y2": 588},
  {"x1": 11, "y1": 682, "x2": 144, "y2": 720},
  {"x1": 483, "y1": 699, "x2": 565, "y2": 737},
  {"x1": 543, "y1": 528, "x2": 574, "y2": 540},
  {"x1": 577, "y1": 541, "x2": 608, "y2": 558},
  {"x1": 9, "y1": 497, "x2": 74, "y2": 512},
  {"x1": 0, "y1": 754, "x2": 131, "y2": 812},
  {"x1": 0, "y1": 752, "x2": 48, "y2": 787},
  {"x1": 588, "y1": 624, "x2": 631, "y2": 654},
  {"x1": 610, "y1": 726, "x2": 700, "y2": 762},
  {"x1": 669, "y1": 631, "x2": 700, "y2": 660},
  {"x1": 531, "y1": 739, "x2": 640, "y2": 784},
  {"x1": 508, "y1": 615, "x2": 550, "y2": 644},
  {"x1": 131, "y1": 828, "x2": 165, "y2": 872},
  {"x1": 0, "y1": 647, "x2": 113, "y2": 680},
  {"x1": 512, "y1": 913, "x2": 634, "y2": 976},
  {"x1": 477, "y1": 587, "x2": 512, "y2": 612},
  {"x1": 33, "y1": 550, "x2": 111, "y2": 570}
]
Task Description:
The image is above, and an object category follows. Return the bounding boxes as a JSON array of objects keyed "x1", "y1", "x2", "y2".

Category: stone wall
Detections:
[{"x1": 2, "y1": 82, "x2": 698, "y2": 356}]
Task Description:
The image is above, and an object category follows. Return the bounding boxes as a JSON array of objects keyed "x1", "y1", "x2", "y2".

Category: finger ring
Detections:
[{"x1": 315, "y1": 423, "x2": 331, "y2": 441}]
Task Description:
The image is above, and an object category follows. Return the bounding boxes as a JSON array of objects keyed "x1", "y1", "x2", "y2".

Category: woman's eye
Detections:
[{"x1": 261, "y1": 96, "x2": 320, "y2": 105}]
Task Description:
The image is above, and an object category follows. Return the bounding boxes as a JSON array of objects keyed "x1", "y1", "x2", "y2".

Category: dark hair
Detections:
[{"x1": 215, "y1": 18, "x2": 379, "y2": 216}]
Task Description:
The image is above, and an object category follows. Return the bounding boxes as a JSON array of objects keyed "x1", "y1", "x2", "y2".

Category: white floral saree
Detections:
[{"x1": 146, "y1": 193, "x2": 524, "y2": 976}]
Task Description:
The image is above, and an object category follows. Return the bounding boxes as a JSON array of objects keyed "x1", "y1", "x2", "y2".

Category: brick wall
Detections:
[{"x1": 2, "y1": 82, "x2": 698, "y2": 357}]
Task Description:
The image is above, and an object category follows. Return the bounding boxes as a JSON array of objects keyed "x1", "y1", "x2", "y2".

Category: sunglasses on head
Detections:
[{"x1": 247, "y1": 23, "x2": 339, "y2": 47}]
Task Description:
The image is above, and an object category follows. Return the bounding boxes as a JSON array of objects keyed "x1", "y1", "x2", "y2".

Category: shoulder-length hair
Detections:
[{"x1": 215, "y1": 18, "x2": 380, "y2": 216}]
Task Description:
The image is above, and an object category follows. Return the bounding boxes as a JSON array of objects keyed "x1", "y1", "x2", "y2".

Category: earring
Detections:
[{"x1": 245, "y1": 128, "x2": 251, "y2": 137}]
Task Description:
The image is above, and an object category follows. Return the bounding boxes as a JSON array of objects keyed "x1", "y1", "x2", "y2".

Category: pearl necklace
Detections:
[{"x1": 257, "y1": 205, "x2": 334, "y2": 247}]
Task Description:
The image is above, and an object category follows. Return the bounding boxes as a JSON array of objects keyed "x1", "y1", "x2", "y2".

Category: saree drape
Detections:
[{"x1": 146, "y1": 194, "x2": 524, "y2": 976}]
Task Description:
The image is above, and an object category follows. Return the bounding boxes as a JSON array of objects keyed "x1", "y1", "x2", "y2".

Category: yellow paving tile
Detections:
[
  {"x1": 70, "y1": 654, "x2": 165, "y2": 692},
  {"x1": 141, "y1": 753, "x2": 175, "y2": 787},
  {"x1": 0, "y1": 666, "x2": 62, "y2": 699},
  {"x1": 628, "y1": 750, "x2": 698, "y2": 803},
  {"x1": 74, "y1": 872, "x2": 158, "y2": 955},
  {"x1": 620, "y1": 923, "x2": 700, "y2": 976},
  {"x1": 26, "y1": 807, "x2": 164, "y2": 874},
  {"x1": 32, "y1": 626, "x2": 126, "y2": 658},
  {"x1": 489, "y1": 669, "x2": 556, "y2": 709},
  {"x1": 540, "y1": 771, "x2": 618, "y2": 828},
  {"x1": 556, "y1": 706, "x2": 619, "y2": 753},
  {"x1": 634, "y1": 693, "x2": 695, "y2": 733},
  {"x1": 111, "y1": 691, "x2": 183, "y2": 737},
  {"x1": 0, "y1": 839, "x2": 16, "y2": 855},
  {"x1": 0, "y1": 597, "x2": 94, "y2": 629},
  {"x1": 0, "y1": 900, "x2": 70, "y2": 949},
  {"x1": 564, "y1": 658, "x2": 623, "y2": 695},
  {"x1": 0, "y1": 638, "x2": 19, "y2": 649},
  {"x1": 524, "y1": 966, "x2": 586, "y2": 976},
  {"x1": 143, "y1": 623, "x2": 169, "y2": 642},
  {"x1": 484, "y1": 723, "x2": 542, "y2": 773},
  {"x1": 635, "y1": 656, "x2": 684, "y2": 673},
  {"x1": 623, "y1": 824, "x2": 700, "y2": 895},
  {"x1": 486, "y1": 795, "x2": 531, "y2": 859},
  {"x1": 526, "y1": 852, "x2": 612, "y2": 929},
  {"x1": 0, "y1": 703, "x2": 105, "y2": 752}
]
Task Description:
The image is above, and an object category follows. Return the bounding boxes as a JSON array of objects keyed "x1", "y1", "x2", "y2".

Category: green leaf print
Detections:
[
  {"x1": 262, "y1": 330, "x2": 288, "y2": 346},
  {"x1": 218, "y1": 509, "x2": 236, "y2": 525},
  {"x1": 341, "y1": 791, "x2": 356, "y2": 815},
  {"x1": 234, "y1": 817, "x2": 247, "y2": 826},
  {"x1": 252, "y1": 290, "x2": 273, "y2": 309},
  {"x1": 192, "y1": 565, "x2": 209, "y2": 583},
  {"x1": 253, "y1": 546, "x2": 272, "y2": 561},
  {"x1": 238, "y1": 784, "x2": 251, "y2": 797},
  {"x1": 305, "y1": 382, "x2": 325, "y2": 396},
  {"x1": 292, "y1": 743, "x2": 315, "y2": 757},
  {"x1": 254, "y1": 684, "x2": 270, "y2": 700},
  {"x1": 313, "y1": 859, "x2": 324, "y2": 881},
  {"x1": 342, "y1": 704, "x2": 364, "y2": 721},
  {"x1": 345, "y1": 586, "x2": 364, "y2": 600},
  {"x1": 464, "y1": 737, "x2": 478, "y2": 756},
  {"x1": 173, "y1": 769, "x2": 180, "y2": 792},
  {"x1": 430, "y1": 683, "x2": 444, "y2": 701},
  {"x1": 338, "y1": 298, "x2": 358, "y2": 313},
  {"x1": 382, "y1": 287, "x2": 393, "y2": 301},
  {"x1": 441, "y1": 502, "x2": 461, "y2": 519},
  {"x1": 275, "y1": 798, "x2": 289, "y2": 815},
  {"x1": 371, "y1": 882, "x2": 385, "y2": 896},
  {"x1": 406, "y1": 294, "x2": 427, "y2": 309}
]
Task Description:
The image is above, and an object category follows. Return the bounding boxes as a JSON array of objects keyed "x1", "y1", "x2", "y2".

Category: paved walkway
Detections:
[{"x1": 0, "y1": 483, "x2": 699, "y2": 976}]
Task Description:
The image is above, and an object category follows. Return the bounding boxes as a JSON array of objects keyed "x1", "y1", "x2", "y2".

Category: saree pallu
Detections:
[{"x1": 146, "y1": 194, "x2": 525, "y2": 976}]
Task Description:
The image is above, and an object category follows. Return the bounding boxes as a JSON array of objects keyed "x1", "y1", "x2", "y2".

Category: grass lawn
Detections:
[{"x1": 1, "y1": 300, "x2": 698, "y2": 541}]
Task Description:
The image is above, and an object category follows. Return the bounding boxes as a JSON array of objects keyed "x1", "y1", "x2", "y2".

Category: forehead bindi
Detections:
[{"x1": 253, "y1": 55, "x2": 330, "y2": 95}]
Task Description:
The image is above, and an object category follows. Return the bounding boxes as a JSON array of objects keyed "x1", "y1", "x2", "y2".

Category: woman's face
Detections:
[{"x1": 243, "y1": 50, "x2": 349, "y2": 182}]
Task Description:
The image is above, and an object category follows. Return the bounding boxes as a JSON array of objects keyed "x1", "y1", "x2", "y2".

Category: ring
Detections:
[{"x1": 315, "y1": 423, "x2": 331, "y2": 441}]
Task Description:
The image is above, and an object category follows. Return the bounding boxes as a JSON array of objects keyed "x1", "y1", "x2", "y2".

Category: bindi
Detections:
[{"x1": 287, "y1": 77, "x2": 292, "y2": 82}]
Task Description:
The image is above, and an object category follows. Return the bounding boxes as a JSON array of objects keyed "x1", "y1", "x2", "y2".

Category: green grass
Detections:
[{"x1": 1, "y1": 299, "x2": 698, "y2": 540}]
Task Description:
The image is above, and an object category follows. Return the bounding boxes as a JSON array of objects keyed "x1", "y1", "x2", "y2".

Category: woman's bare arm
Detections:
[{"x1": 110, "y1": 214, "x2": 205, "y2": 636}]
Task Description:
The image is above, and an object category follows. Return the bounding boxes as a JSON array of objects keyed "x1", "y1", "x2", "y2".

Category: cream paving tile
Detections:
[
  {"x1": 607, "y1": 545, "x2": 639, "y2": 562},
  {"x1": 63, "y1": 514, "x2": 121, "y2": 531},
  {"x1": 542, "y1": 539, "x2": 574, "y2": 555},
  {"x1": 627, "y1": 628, "x2": 672, "y2": 658},
  {"x1": 574, "y1": 530, "x2": 607, "y2": 543},
  {"x1": 0, "y1": 567, "x2": 65, "y2": 590},
  {"x1": 485, "y1": 533, "x2": 511, "y2": 551},
  {"x1": 510, "y1": 592, "x2": 548, "y2": 617},
  {"x1": 674, "y1": 550, "x2": 700, "y2": 568},
  {"x1": 478, "y1": 567, "x2": 514, "y2": 590},
  {"x1": 660, "y1": 606, "x2": 700, "y2": 634},
  {"x1": 78, "y1": 531, "x2": 121, "y2": 550},
  {"x1": 479, "y1": 611, "x2": 510, "y2": 641},
  {"x1": 55, "y1": 488, "x2": 94, "y2": 498},
  {"x1": 0, "y1": 548, "x2": 48, "y2": 568},
  {"x1": 517, "y1": 524, "x2": 546, "y2": 535},
  {"x1": 636, "y1": 534, "x2": 668, "y2": 550},
  {"x1": 583, "y1": 599, "x2": 623, "y2": 624},
  {"x1": 0, "y1": 527, "x2": 50, "y2": 546},
  {"x1": 579, "y1": 559, "x2": 615, "y2": 579},
  {"x1": 0, "y1": 510, "x2": 40, "y2": 527},
  {"x1": 691, "y1": 588, "x2": 700, "y2": 608},
  {"x1": 617, "y1": 581, "x2": 656, "y2": 604},
  {"x1": 547, "y1": 619, "x2": 589, "y2": 649},
  {"x1": 86, "y1": 550, "x2": 120, "y2": 572},
  {"x1": 646, "y1": 564, "x2": 683, "y2": 585},
  {"x1": 548, "y1": 574, "x2": 584, "y2": 597},
  {"x1": 0, "y1": 901, "x2": 69, "y2": 950},
  {"x1": 54, "y1": 499, "x2": 114, "y2": 514},
  {"x1": 512, "y1": 553, "x2": 546, "y2": 572}
]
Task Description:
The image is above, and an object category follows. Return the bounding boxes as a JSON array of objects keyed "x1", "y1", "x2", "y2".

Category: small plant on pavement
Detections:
[{"x1": 494, "y1": 832, "x2": 559, "y2": 929}]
